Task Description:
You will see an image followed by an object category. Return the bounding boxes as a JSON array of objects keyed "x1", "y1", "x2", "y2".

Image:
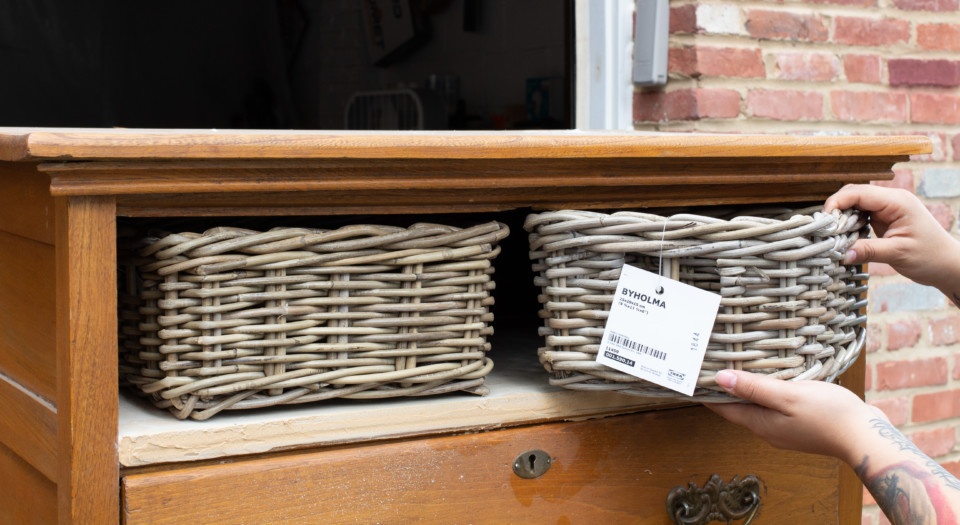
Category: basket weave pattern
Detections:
[
  {"x1": 525, "y1": 207, "x2": 868, "y2": 401},
  {"x1": 120, "y1": 221, "x2": 509, "y2": 420}
]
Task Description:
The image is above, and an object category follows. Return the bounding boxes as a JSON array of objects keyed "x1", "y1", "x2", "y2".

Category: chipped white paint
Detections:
[
  {"x1": 696, "y1": 4, "x2": 744, "y2": 35},
  {"x1": 118, "y1": 351, "x2": 675, "y2": 467}
]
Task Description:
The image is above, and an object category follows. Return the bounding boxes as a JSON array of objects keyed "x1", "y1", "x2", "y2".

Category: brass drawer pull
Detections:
[{"x1": 666, "y1": 474, "x2": 763, "y2": 525}]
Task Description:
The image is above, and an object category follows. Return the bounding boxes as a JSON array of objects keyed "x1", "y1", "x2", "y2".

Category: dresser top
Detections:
[{"x1": 0, "y1": 128, "x2": 932, "y2": 161}]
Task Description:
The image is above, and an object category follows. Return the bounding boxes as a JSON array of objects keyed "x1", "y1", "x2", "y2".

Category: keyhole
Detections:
[{"x1": 513, "y1": 449, "x2": 551, "y2": 479}]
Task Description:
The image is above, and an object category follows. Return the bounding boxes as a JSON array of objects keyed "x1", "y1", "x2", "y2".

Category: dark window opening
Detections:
[{"x1": 0, "y1": 0, "x2": 572, "y2": 131}]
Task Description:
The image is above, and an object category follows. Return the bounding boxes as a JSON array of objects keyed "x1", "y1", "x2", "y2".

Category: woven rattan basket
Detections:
[
  {"x1": 119, "y1": 220, "x2": 509, "y2": 420},
  {"x1": 525, "y1": 206, "x2": 868, "y2": 401}
]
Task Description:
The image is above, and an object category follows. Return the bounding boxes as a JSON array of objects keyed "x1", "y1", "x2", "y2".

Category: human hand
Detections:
[
  {"x1": 706, "y1": 369, "x2": 885, "y2": 465},
  {"x1": 824, "y1": 184, "x2": 960, "y2": 297},
  {"x1": 710, "y1": 370, "x2": 960, "y2": 522}
]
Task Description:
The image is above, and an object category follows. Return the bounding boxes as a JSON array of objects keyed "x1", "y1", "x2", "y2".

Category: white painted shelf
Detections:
[{"x1": 118, "y1": 340, "x2": 676, "y2": 468}]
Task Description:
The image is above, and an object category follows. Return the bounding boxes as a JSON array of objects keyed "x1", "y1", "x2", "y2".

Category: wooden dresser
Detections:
[{"x1": 0, "y1": 129, "x2": 930, "y2": 524}]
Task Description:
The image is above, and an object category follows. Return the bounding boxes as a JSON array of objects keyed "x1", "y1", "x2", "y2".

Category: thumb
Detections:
[
  {"x1": 715, "y1": 369, "x2": 794, "y2": 413},
  {"x1": 843, "y1": 238, "x2": 895, "y2": 265}
]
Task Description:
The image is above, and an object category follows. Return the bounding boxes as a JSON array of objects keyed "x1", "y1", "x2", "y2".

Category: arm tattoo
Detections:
[
  {"x1": 869, "y1": 419, "x2": 960, "y2": 491},
  {"x1": 854, "y1": 419, "x2": 960, "y2": 524},
  {"x1": 856, "y1": 460, "x2": 943, "y2": 524}
]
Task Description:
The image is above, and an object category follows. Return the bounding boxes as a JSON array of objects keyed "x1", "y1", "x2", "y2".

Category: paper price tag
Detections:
[{"x1": 596, "y1": 264, "x2": 721, "y2": 396}]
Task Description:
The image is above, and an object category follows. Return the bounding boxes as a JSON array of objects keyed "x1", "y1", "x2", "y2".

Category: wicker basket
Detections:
[
  {"x1": 119, "y1": 220, "x2": 509, "y2": 420},
  {"x1": 525, "y1": 206, "x2": 868, "y2": 401}
]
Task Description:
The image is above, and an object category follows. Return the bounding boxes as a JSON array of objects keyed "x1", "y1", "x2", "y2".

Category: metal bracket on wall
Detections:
[{"x1": 633, "y1": 0, "x2": 669, "y2": 86}]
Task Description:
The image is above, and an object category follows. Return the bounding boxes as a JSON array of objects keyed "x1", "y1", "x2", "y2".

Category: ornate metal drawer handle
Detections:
[{"x1": 666, "y1": 474, "x2": 764, "y2": 525}]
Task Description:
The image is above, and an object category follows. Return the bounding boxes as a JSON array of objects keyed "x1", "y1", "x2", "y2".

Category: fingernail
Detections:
[
  {"x1": 843, "y1": 250, "x2": 857, "y2": 264},
  {"x1": 716, "y1": 370, "x2": 737, "y2": 391}
]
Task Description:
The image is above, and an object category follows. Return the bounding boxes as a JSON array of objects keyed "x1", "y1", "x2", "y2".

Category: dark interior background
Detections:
[{"x1": 0, "y1": 0, "x2": 570, "y2": 130}]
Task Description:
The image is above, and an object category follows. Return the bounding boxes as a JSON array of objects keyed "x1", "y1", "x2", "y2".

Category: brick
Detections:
[
  {"x1": 695, "y1": 89, "x2": 741, "y2": 118},
  {"x1": 774, "y1": 52, "x2": 840, "y2": 81},
  {"x1": 634, "y1": 89, "x2": 740, "y2": 122},
  {"x1": 807, "y1": 0, "x2": 876, "y2": 5},
  {"x1": 871, "y1": 282, "x2": 946, "y2": 312},
  {"x1": 635, "y1": 91, "x2": 671, "y2": 122},
  {"x1": 929, "y1": 314, "x2": 960, "y2": 344},
  {"x1": 670, "y1": 4, "x2": 697, "y2": 34},
  {"x1": 745, "y1": 10, "x2": 829, "y2": 42},
  {"x1": 844, "y1": 55, "x2": 882, "y2": 84},
  {"x1": 831, "y1": 91, "x2": 907, "y2": 122},
  {"x1": 908, "y1": 426, "x2": 956, "y2": 458},
  {"x1": 747, "y1": 90, "x2": 823, "y2": 121},
  {"x1": 668, "y1": 47, "x2": 699, "y2": 77},
  {"x1": 951, "y1": 134, "x2": 960, "y2": 161},
  {"x1": 955, "y1": 354, "x2": 960, "y2": 379},
  {"x1": 869, "y1": 396, "x2": 910, "y2": 425},
  {"x1": 913, "y1": 389, "x2": 960, "y2": 422},
  {"x1": 875, "y1": 357, "x2": 948, "y2": 390},
  {"x1": 873, "y1": 168, "x2": 914, "y2": 191},
  {"x1": 865, "y1": 363, "x2": 873, "y2": 391},
  {"x1": 910, "y1": 93, "x2": 960, "y2": 124},
  {"x1": 634, "y1": 90, "x2": 697, "y2": 122},
  {"x1": 696, "y1": 4, "x2": 743, "y2": 35},
  {"x1": 889, "y1": 59, "x2": 960, "y2": 87},
  {"x1": 866, "y1": 323, "x2": 883, "y2": 352},
  {"x1": 863, "y1": 487, "x2": 877, "y2": 509},
  {"x1": 834, "y1": 17, "x2": 911, "y2": 46},
  {"x1": 668, "y1": 47, "x2": 764, "y2": 79},
  {"x1": 926, "y1": 203, "x2": 955, "y2": 231},
  {"x1": 893, "y1": 0, "x2": 959, "y2": 10},
  {"x1": 919, "y1": 167, "x2": 960, "y2": 197},
  {"x1": 944, "y1": 459, "x2": 960, "y2": 478},
  {"x1": 918, "y1": 23, "x2": 960, "y2": 50},
  {"x1": 887, "y1": 319, "x2": 921, "y2": 350},
  {"x1": 697, "y1": 47, "x2": 765, "y2": 78}
]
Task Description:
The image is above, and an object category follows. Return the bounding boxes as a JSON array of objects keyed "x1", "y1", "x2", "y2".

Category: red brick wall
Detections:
[{"x1": 635, "y1": 2, "x2": 960, "y2": 522}]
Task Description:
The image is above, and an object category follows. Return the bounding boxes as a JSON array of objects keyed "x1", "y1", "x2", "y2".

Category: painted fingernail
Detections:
[{"x1": 716, "y1": 370, "x2": 737, "y2": 391}]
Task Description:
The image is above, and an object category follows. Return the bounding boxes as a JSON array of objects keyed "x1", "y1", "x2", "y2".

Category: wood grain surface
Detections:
[
  {"x1": 0, "y1": 441, "x2": 57, "y2": 525},
  {"x1": 0, "y1": 231, "x2": 56, "y2": 401},
  {"x1": 55, "y1": 196, "x2": 118, "y2": 524},
  {"x1": 109, "y1": 181, "x2": 857, "y2": 217},
  {"x1": 837, "y1": 345, "x2": 868, "y2": 523},
  {"x1": 0, "y1": 162, "x2": 55, "y2": 243},
  {"x1": 44, "y1": 156, "x2": 900, "y2": 196},
  {"x1": 123, "y1": 407, "x2": 844, "y2": 524},
  {"x1": 0, "y1": 372, "x2": 57, "y2": 482},
  {"x1": 0, "y1": 129, "x2": 932, "y2": 161}
]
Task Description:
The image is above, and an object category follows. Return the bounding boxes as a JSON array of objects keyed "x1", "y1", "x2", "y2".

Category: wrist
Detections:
[
  {"x1": 833, "y1": 408, "x2": 891, "y2": 468},
  {"x1": 935, "y1": 238, "x2": 960, "y2": 302}
]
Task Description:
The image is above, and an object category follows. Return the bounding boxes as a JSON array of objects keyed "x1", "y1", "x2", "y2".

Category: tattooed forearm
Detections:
[
  {"x1": 870, "y1": 419, "x2": 960, "y2": 491},
  {"x1": 855, "y1": 419, "x2": 960, "y2": 524},
  {"x1": 856, "y1": 459, "x2": 940, "y2": 525}
]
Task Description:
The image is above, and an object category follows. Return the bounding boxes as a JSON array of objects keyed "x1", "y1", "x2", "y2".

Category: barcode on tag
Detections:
[
  {"x1": 607, "y1": 331, "x2": 666, "y2": 361},
  {"x1": 596, "y1": 264, "x2": 721, "y2": 395}
]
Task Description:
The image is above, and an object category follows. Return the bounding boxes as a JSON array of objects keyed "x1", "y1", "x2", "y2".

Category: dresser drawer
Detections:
[{"x1": 122, "y1": 406, "x2": 854, "y2": 524}]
